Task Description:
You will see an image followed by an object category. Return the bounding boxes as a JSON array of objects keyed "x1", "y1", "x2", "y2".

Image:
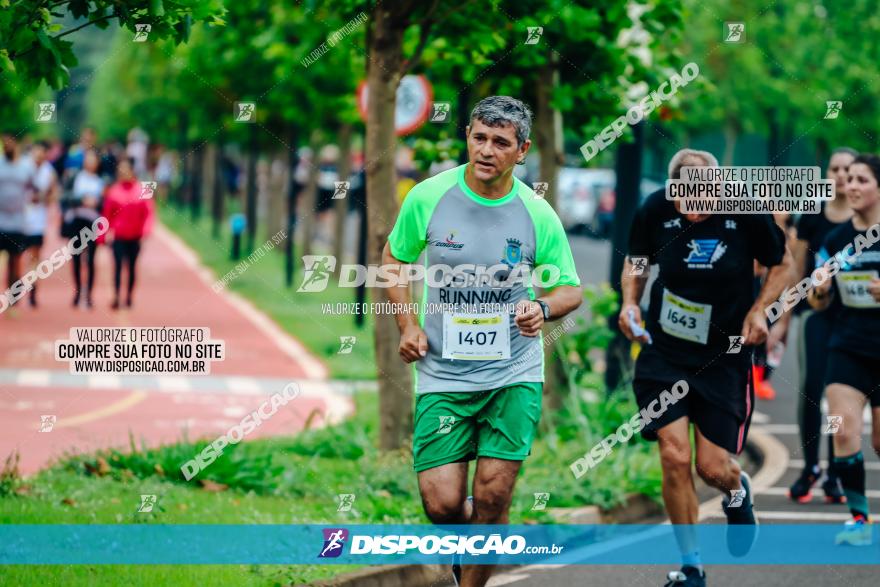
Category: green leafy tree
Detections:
[
  {"x1": 675, "y1": 0, "x2": 880, "y2": 165},
  {"x1": 1, "y1": 0, "x2": 225, "y2": 90}
]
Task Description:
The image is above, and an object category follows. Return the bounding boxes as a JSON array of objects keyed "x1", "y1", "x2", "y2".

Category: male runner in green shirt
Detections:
[{"x1": 383, "y1": 96, "x2": 582, "y2": 587}]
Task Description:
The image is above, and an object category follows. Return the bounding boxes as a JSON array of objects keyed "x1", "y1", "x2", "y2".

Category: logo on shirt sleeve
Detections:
[{"x1": 683, "y1": 239, "x2": 727, "y2": 268}]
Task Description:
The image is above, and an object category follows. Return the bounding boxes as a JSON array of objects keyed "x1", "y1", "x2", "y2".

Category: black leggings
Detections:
[
  {"x1": 113, "y1": 239, "x2": 141, "y2": 301},
  {"x1": 71, "y1": 241, "x2": 97, "y2": 300},
  {"x1": 797, "y1": 309, "x2": 836, "y2": 471}
]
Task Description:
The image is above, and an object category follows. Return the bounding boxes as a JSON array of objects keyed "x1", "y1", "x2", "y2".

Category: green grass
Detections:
[
  {"x1": 1, "y1": 390, "x2": 661, "y2": 585},
  {"x1": 158, "y1": 202, "x2": 376, "y2": 380}
]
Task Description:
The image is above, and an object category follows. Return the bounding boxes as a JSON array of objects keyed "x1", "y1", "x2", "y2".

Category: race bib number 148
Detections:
[{"x1": 837, "y1": 270, "x2": 880, "y2": 308}]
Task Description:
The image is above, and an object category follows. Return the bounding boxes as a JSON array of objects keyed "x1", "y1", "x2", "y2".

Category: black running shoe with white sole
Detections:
[
  {"x1": 788, "y1": 467, "x2": 820, "y2": 503},
  {"x1": 663, "y1": 565, "x2": 706, "y2": 586},
  {"x1": 722, "y1": 471, "x2": 758, "y2": 557}
]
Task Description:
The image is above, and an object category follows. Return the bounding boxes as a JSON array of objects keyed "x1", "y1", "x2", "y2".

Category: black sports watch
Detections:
[{"x1": 536, "y1": 299, "x2": 551, "y2": 321}]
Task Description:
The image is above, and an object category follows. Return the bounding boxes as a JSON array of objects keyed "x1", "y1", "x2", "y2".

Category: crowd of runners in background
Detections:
[{"x1": 0, "y1": 127, "x2": 171, "y2": 311}]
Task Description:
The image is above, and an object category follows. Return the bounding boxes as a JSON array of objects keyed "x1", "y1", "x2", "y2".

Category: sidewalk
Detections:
[{"x1": 0, "y1": 215, "x2": 352, "y2": 474}]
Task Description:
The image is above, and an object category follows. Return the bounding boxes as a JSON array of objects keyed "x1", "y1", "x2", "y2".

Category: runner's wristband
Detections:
[{"x1": 536, "y1": 299, "x2": 551, "y2": 320}]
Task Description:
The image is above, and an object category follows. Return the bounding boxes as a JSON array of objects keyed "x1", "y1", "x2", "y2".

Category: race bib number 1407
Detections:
[{"x1": 442, "y1": 313, "x2": 511, "y2": 361}]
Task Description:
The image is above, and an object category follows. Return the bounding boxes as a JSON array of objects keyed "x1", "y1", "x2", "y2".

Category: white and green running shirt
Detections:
[{"x1": 388, "y1": 164, "x2": 580, "y2": 394}]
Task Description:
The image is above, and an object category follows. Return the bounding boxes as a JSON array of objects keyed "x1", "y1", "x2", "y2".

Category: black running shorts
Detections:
[
  {"x1": 0, "y1": 231, "x2": 26, "y2": 254},
  {"x1": 632, "y1": 347, "x2": 755, "y2": 455},
  {"x1": 825, "y1": 349, "x2": 880, "y2": 407}
]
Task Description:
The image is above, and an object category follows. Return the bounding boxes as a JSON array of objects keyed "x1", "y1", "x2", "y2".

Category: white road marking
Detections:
[
  {"x1": 157, "y1": 376, "x2": 192, "y2": 392},
  {"x1": 87, "y1": 374, "x2": 121, "y2": 389},
  {"x1": 486, "y1": 574, "x2": 531, "y2": 586},
  {"x1": 156, "y1": 224, "x2": 329, "y2": 380},
  {"x1": 758, "y1": 486, "x2": 880, "y2": 498},
  {"x1": 296, "y1": 380, "x2": 354, "y2": 423},
  {"x1": 754, "y1": 424, "x2": 869, "y2": 435},
  {"x1": 17, "y1": 369, "x2": 51, "y2": 386},
  {"x1": 706, "y1": 511, "x2": 853, "y2": 521},
  {"x1": 222, "y1": 406, "x2": 248, "y2": 418},
  {"x1": 789, "y1": 459, "x2": 880, "y2": 472},
  {"x1": 751, "y1": 410, "x2": 770, "y2": 424},
  {"x1": 225, "y1": 377, "x2": 262, "y2": 395}
]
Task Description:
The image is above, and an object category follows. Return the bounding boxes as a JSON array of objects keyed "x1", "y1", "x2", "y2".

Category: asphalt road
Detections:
[{"x1": 441, "y1": 234, "x2": 880, "y2": 587}]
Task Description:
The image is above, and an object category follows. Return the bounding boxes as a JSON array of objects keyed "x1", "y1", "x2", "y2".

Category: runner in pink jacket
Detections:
[{"x1": 101, "y1": 158, "x2": 155, "y2": 309}]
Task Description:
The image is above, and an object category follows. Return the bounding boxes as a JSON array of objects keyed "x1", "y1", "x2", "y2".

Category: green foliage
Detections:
[
  {"x1": 0, "y1": 451, "x2": 22, "y2": 498},
  {"x1": 557, "y1": 284, "x2": 618, "y2": 390},
  {"x1": 63, "y1": 433, "x2": 283, "y2": 495},
  {"x1": 411, "y1": 135, "x2": 464, "y2": 171},
  {"x1": 87, "y1": 34, "x2": 185, "y2": 144},
  {"x1": 1, "y1": 0, "x2": 225, "y2": 90},
  {"x1": 529, "y1": 388, "x2": 662, "y2": 510},
  {"x1": 674, "y1": 0, "x2": 880, "y2": 160}
]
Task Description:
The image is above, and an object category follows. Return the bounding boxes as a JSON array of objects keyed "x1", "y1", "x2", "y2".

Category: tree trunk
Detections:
[
  {"x1": 211, "y1": 137, "x2": 225, "y2": 239},
  {"x1": 202, "y1": 143, "x2": 216, "y2": 231},
  {"x1": 815, "y1": 136, "x2": 830, "y2": 167},
  {"x1": 176, "y1": 111, "x2": 189, "y2": 207},
  {"x1": 722, "y1": 119, "x2": 738, "y2": 167},
  {"x1": 456, "y1": 86, "x2": 471, "y2": 164},
  {"x1": 534, "y1": 56, "x2": 563, "y2": 208},
  {"x1": 367, "y1": 3, "x2": 412, "y2": 451},
  {"x1": 285, "y1": 125, "x2": 300, "y2": 288},
  {"x1": 605, "y1": 121, "x2": 644, "y2": 394},
  {"x1": 267, "y1": 153, "x2": 288, "y2": 240},
  {"x1": 189, "y1": 146, "x2": 204, "y2": 221},
  {"x1": 256, "y1": 157, "x2": 270, "y2": 241},
  {"x1": 534, "y1": 56, "x2": 567, "y2": 409},
  {"x1": 333, "y1": 123, "x2": 354, "y2": 269},
  {"x1": 300, "y1": 130, "x2": 322, "y2": 258},
  {"x1": 245, "y1": 123, "x2": 258, "y2": 253},
  {"x1": 767, "y1": 109, "x2": 780, "y2": 165}
]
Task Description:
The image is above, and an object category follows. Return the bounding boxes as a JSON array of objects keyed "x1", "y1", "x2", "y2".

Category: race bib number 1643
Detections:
[{"x1": 659, "y1": 289, "x2": 712, "y2": 344}]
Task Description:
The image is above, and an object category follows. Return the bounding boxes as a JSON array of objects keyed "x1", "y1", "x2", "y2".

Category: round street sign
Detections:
[{"x1": 356, "y1": 75, "x2": 434, "y2": 136}]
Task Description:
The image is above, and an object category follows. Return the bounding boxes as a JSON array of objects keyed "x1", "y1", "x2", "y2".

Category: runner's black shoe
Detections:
[
  {"x1": 822, "y1": 475, "x2": 847, "y2": 504},
  {"x1": 788, "y1": 467, "x2": 820, "y2": 503},
  {"x1": 663, "y1": 566, "x2": 706, "y2": 586},
  {"x1": 722, "y1": 471, "x2": 758, "y2": 557}
]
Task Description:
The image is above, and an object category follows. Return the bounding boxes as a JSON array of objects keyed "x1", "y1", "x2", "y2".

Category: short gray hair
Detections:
[
  {"x1": 469, "y1": 96, "x2": 533, "y2": 147},
  {"x1": 668, "y1": 148, "x2": 719, "y2": 179}
]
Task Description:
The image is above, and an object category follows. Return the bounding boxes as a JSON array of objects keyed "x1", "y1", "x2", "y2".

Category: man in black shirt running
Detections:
[{"x1": 620, "y1": 149, "x2": 793, "y2": 586}]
